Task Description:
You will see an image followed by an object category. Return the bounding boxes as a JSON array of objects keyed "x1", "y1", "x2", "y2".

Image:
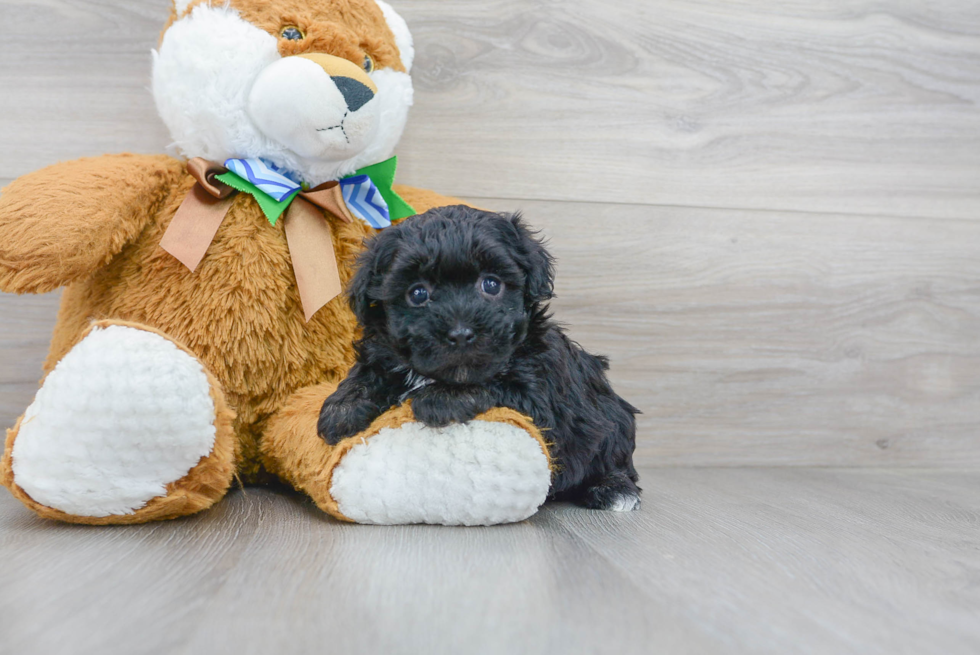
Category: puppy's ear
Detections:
[
  {"x1": 348, "y1": 229, "x2": 402, "y2": 329},
  {"x1": 505, "y1": 212, "x2": 555, "y2": 304}
]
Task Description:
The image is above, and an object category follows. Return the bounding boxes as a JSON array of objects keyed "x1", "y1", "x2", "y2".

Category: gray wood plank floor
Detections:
[
  {"x1": 1, "y1": 2, "x2": 978, "y2": 653},
  {"x1": 2, "y1": 1, "x2": 979, "y2": 218},
  {"x1": 1, "y1": 0, "x2": 978, "y2": 465},
  {"x1": 3, "y1": 197, "x2": 979, "y2": 467},
  {"x1": 1, "y1": 468, "x2": 977, "y2": 655}
]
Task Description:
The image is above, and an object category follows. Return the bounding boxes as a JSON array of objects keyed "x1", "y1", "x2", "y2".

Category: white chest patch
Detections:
[{"x1": 398, "y1": 368, "x2": 434, "y2": 403}]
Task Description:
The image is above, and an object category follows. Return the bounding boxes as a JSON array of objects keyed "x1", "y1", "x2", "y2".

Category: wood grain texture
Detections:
[
  {"x1": 1, "y1": 1, "x2": 979, "y2": 219},
  {"x1": 1, "y1": 2, "x2": 978, "y2": 463},
  {"x1": 397, "y1": 0, "x2": 980, "y2": 219},
  {"x1": 0, "y1": 292, "x2": 60, "y2": 425},
  {"x1": 2, "y1": 197, "x2": 979, "y2": 467},
  {"x1": 480, "y1": 198, "x2": 980, "y2": 467},
  {"x1": 0, "y1": 468, "x2": 978, "y2": 655},
  {"x1": 2, "y1": 3, "x2": 978, "y2": 653},
  {"x1": 0, "y1": 1, "x2": 171, "y2": 174}
]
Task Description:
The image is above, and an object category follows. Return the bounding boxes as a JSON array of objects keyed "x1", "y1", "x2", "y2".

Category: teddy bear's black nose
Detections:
[
  {"x1": 333, "y1": 76, "x2": 375, "y2": 113},
  {"x1": 446, "y1": 325, "x2": 476, "y2": 347}
]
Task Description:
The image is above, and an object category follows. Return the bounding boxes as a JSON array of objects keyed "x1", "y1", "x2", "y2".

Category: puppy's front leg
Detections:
[
  {"x1": 410, "y1": 383, "x2": 496, "y2": 428},
  {"x1": 318, "y1": 363, "x2": 400, "y2": 445}
]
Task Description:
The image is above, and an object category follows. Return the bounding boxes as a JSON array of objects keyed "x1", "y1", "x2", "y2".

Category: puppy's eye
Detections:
[
  {"x1": 481, "y1": 276, "x2": 503, "y2": 297},
  {"x1": 363, "y1": 54, "x2": 375, "y2": 73},
  {"x1": 407, "y1": 284, "x2": 430, "y2": 307},
  {"x1": 280, "y1": 26, "x2": 305, "y2": 40}
]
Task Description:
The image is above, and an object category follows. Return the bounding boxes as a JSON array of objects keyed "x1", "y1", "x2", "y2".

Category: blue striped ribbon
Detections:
[
  {"x1": 339, "y1": 174, "x2": 391, "y2": 228},
  {"x1": 224, "y1": 158, "x2": 301, "y2": 202},
  {"x1": 224, "y1": 158, "x2": 392, "y2": 228}
]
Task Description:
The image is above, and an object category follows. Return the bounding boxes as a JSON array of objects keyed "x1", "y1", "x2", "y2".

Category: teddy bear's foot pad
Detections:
[
  {"x1": 7, "y1": 324, "x2": 224, "y2": 519},
  {"x1": 330, "y1": 420, "x2": 552, "y2": 526}
]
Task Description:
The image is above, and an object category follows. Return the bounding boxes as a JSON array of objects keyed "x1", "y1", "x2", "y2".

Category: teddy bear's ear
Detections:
[
  {"x1": 172, "y1": 0, "x2": 193, "y2": 18},
  {"x1": 375, "y1": 0, "x2": 414, "y2": 72}
]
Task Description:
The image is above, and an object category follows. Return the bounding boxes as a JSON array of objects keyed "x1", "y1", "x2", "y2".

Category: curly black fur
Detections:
[{"x1": 318, "y1": 205, "x2": 640, "y2": 510}]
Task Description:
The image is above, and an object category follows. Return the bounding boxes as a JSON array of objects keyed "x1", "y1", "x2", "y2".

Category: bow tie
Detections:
[
  {"x1": 219, "y1": 156, "x2": 415, "y2": 228},
  {"x1": 159, "y1": 156, "x2": 416, "y2": 322}
]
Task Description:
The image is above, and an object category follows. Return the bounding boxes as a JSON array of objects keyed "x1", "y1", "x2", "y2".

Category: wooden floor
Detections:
[
  {"x1": 1, "y1": 0, "x2": 978, "y2": 467},
  {"x1": 1, "y1": 468, "x2": 978, "y2": 655},
  {"x1": 1, "y1": 1, "x2": 979, "y2": 653}
]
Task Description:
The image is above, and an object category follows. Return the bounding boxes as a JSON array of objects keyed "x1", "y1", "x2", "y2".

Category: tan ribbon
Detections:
[
  {"x1": 159, "y1": 159, "x2": 235, "y2": 272},
  {"x1": 159, "y1": 158, "x2": 354, "y2": 322}
]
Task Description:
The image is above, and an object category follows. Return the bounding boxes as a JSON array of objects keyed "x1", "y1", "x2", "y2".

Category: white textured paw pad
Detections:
[
  {"x1": 11, "y1": 326, "x2": 217, "y2": 517},
  {"x1": 330, "y1": 420, "x2": 551, "y2": 526}
]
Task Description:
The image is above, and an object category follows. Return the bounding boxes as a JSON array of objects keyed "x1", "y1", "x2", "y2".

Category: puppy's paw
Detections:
[
  {"x1": 410, "y1": 385, "x2": 494, "y2": 428},
  {"x1": 578, "y1": 476, "x2": 642, "y2": 512},
  {"x1": 318, "y1": 401, "x2": 382, "y2": 446},
  {"x1": 410, "y1": 396, "x2": 476, "y2": 428}
]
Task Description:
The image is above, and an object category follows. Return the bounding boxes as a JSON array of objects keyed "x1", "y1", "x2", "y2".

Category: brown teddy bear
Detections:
[{"x1": 0, "y1": 0, "x2": 552, "y2": 526}]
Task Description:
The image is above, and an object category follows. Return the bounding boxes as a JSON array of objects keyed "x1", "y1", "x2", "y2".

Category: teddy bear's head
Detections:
[{"x1": 152, "y1": 0, "x2": 414, "y2": 185}]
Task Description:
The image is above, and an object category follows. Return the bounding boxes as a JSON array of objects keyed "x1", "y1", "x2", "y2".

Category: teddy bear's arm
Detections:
[{"x1": 0, "y1": 153, "x2": 185, "y2": 294}]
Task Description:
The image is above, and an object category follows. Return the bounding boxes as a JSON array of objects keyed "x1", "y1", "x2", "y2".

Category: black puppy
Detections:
[{"x1": 318, "y1": 205, "x2": 640, "y2": 511}]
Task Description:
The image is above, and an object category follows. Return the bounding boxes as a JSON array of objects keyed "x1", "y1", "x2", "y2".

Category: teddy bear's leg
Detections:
[
  {"x1": 261, "y1": 381, "x2": 344, "y2": 510},
  {"x1": 262, "y1": 390, "x2": 553, "y2": 526},
  {"x1": 1, "y1": 321, "x2": 237, "y2": 524}
]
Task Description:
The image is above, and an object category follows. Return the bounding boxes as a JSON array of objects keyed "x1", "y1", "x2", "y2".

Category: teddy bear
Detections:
[{"x1": 0, "y1": 0, "x2": 552, "y2": 526}]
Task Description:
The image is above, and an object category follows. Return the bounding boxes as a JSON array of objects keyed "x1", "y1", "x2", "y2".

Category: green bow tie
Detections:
[{"x1": 214, "y1": 155, "x2": 415, "y2": 226}]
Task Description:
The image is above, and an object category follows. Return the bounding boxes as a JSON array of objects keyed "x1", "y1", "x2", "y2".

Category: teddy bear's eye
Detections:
[
  {"x1": 362, "y1": 55, "x2": 375, "y2": 73},
  {"x1": 280, "y1": 26, "x2": 304, "y2": 41}
]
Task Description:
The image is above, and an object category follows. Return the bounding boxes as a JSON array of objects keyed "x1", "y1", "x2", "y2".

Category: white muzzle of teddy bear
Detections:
[
  {"x1": 248, "y1": 54, "x2": 380, "y2": 162},
  {"x1": 152, "y1": 3, "x2": 414, "y2": 186}
]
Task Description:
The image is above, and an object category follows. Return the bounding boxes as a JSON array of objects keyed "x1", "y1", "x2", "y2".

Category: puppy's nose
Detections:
[{"x1": 446, "y1": 325, "x2": 476, "y2": 347}]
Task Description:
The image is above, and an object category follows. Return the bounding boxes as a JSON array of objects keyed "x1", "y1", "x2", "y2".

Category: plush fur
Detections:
[
  {"x1": 154, "y1": 0, "x2": 414, "y2": 185},
  {"x1": 0, "y1": 0, "x2": 461, "y2": 509},
  {"x1": 329, "y1": 414, "x2": 551, "y2": 525},
  {"x1": 0, "y1": 0, "x2": 559, "y2": 525},
  {"x1": 319, "y1": 206, "x2": 641, "y2": 510},
  {"x1": 11, "y1": 324, "x2": 220, "y2": 517},
  {"x1": 374, "y1": 1, "x2": 414, "y2": 71},
  {"x1": 1, "y1": 320, "x2": 239, "y2": 525},
  {"x1": 0, "y1": 155, "x2": 460, "y2": 489}
]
